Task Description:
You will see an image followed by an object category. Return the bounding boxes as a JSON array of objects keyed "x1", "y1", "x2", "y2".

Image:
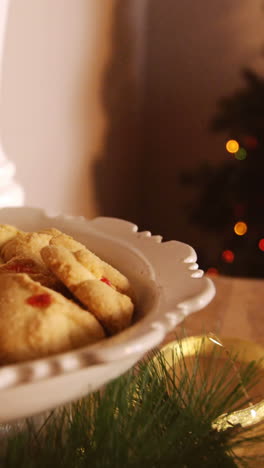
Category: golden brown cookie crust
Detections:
[
  {"x1": 51, "y1": 233, "x2": 132, "y2": 296},
  {"x1": 0, "y1": 256, "x2": 58, "y2": 289},
  {"x1": 41, "y1": 245, "x2": 134, "y2": 334},
  {"x1": 0, "y1": 224, "x2": 21, "y2": 249},
  {"x1": 41, "y1": 245, "x2": 95, "y2": 286},
  {"x1": 74, "y1": 249, "x2": 132, "y2": 296},
  {"x1": 1, "y1": 231, "x2": 52, "y2": 266},
  {"x1": 50, "y1": 232, "x2": 85, "y2": 252},
  {"x1": 73, "y1": 280, "x2": 134, "y2": 334},
  {"x1": 0, "y1": 273, "x2": 105, "y2": 364}
]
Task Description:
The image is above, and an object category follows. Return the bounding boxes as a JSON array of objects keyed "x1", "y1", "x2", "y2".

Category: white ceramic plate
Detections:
[{"x1": 0, "y1": 207, "x2": 215, "y2": 422}]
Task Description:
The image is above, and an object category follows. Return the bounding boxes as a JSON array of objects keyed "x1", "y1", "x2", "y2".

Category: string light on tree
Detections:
[
  {"x1": 235, "y1": 147, "x2": 247, "y2": 160},
  {"x1": 206, "y1": 267, "x2": 219, "y2": 276},
  {"x1": 222, "y1": 250, "x2": 235, "y2": 263},
  {"x1": 243, "y1": 135, "x2": 258, "y2": 150},
  {"x1": 258, "y1": 239, "x2": 264, "y2": 252},
  {"x1": 234, "y1": 221, "x2": 248, "y2": 236},
  {"x1": 226, "y1": 139, "x2": 239, "y2": 154},
  {"x1": 181, "y1": 68, "x2": 264, "y2": 277}
]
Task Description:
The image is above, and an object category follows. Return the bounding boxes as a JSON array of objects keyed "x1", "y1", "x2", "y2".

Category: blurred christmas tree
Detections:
[{"x1": 183, "y1": 68, "x2": 264, "y2": 278}]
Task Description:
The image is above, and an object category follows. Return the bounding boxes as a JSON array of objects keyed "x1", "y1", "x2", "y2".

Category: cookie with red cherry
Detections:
[
  {"x1": 0, "y1": 273, "x2": 105, "y2": 364},
  {"x1": 41, "y1": 245, "x2": 134, "y2": 335},
  {"x1": 50, "y1": 233, "x2": 132, "y2": 297},
  {"x1": 0, "y1": 256, "x2": 64, "y2": 291}
]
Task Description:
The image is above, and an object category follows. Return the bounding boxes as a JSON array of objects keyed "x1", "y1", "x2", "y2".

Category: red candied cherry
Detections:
[
  {"x1": 26, "y1": 293, "x2": 53, "y2": 307},
  {"x1": 100, "y1": 276, "x2": 112, "y2": 287}
]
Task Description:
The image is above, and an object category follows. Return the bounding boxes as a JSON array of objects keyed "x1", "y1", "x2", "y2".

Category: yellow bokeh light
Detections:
[
  {"x1": 234, "y1": 221, "x2": 247, "y2": 236},
  {"x1": 226, "y1": 139, "x2": 239, "y2": 154}
]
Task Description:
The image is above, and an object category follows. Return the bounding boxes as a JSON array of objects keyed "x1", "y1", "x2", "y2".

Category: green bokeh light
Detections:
[{"x1": 235, "y1": 147, "x2": 247, "y2": 160}]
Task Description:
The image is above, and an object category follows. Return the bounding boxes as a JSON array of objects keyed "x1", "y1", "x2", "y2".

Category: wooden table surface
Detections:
[{"x1": 165, "y1": 274, "x2": 264, "y2": 345}]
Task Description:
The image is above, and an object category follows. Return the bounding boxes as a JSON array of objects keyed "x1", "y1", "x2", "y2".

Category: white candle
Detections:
[{"x1": 0, "y1": 0, "x2": 24, "y2": 207}]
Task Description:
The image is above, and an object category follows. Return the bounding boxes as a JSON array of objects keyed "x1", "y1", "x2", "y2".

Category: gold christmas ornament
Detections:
[
  {"x1": 212, "y1": 400, "x2": 264, "y2": 431},
  {"x1": 159, "y1": 335, "x2": 264, "y2": 432}
]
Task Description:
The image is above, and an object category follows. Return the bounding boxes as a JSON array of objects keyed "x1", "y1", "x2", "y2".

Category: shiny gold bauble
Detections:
[{"x1": 159, "y1": 335, "x2": 264, "y2": 431}]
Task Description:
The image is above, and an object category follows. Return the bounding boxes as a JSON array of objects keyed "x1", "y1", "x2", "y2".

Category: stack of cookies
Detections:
[{"x1": 0, "y1": 225, "x2": 135, "y2": 364}]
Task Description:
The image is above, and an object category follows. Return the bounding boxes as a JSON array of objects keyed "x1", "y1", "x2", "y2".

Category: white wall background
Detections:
[{"x1": 0, "y1": 0, "x2": 114, "y2": 217}]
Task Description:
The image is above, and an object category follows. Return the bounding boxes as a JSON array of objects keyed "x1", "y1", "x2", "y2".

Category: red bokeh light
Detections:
[
  {"x1": 206, "y1": 267, "x2": 219, "y2": 276},
  {"x1": 222, "y1": 250, "x2": 235, "y2": 263},
  {"x1": 243, "y1": 135, "x2": 258, "y2": 150},
  {"x1": 258, "y1": 239, "x2": 264, "y2": 252}
]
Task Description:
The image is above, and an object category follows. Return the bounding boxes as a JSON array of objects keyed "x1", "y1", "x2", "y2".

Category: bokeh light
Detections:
[
  {"x1": 243, "y1": 135, "x2": 258, "y2": 149},
  {"x1": 226, "y1": 139, "x2": 239, "y2": 154},
  {"x1": 234, "y1": 221, "x2": 248, "y2": 236},
  {"x1": 235, "y1": 148, "x2": 247, "y2": 160},
  {"x1": 222, "y1": 250, "x2": 235, "y2": 263},
  {"x1": 258, "y1": 239, "x2": 264, "y2": 252},
  {"x1": 207, "y1": 267, "x2": 219, "y2": 276}
]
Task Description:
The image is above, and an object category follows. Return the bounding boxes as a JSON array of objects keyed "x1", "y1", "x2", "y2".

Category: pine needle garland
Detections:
[{"x1": 1, "y1": 339, "x2": 264, "y2": 468}]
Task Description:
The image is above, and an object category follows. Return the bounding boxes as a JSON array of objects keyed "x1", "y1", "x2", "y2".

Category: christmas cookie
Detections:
[
  {"x1": 0, "y1": 224, "x2": 22, "y2": 264},
  {"x1": 74, "y1": 249, "x2": 132, "y2": 297},
  {"x1": 0, "y1": 224, "x2": 21, "y2": 249},
  {"x1": 38, "y1": 228, "x2": 62, "y2": 236},
  {"x1": 1, "y1": 231, "x2": 52, "y2": 265},
  {"x1": 41, "y1": 245, "x2": 134, "y2": 334},
  {"x1": 50, "y1": 232, "x2": 84, "y2": 252},
  {"x1": 0, "y1": 273, "x2": 105, "y2": 364},
  {"x1": 0, "y1": 256, "x2": 64, "y2": 291},
  {"x1": 0, "y1": 230, "x2": 67, "y2": 291},
  {"x1": 51, "y1": 233, "x2": 132, "y2": 296}
]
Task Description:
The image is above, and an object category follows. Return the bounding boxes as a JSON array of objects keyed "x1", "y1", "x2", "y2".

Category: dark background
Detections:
[{"x1": 94, "y1": 0, "x2": 264, "y2": 277}]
